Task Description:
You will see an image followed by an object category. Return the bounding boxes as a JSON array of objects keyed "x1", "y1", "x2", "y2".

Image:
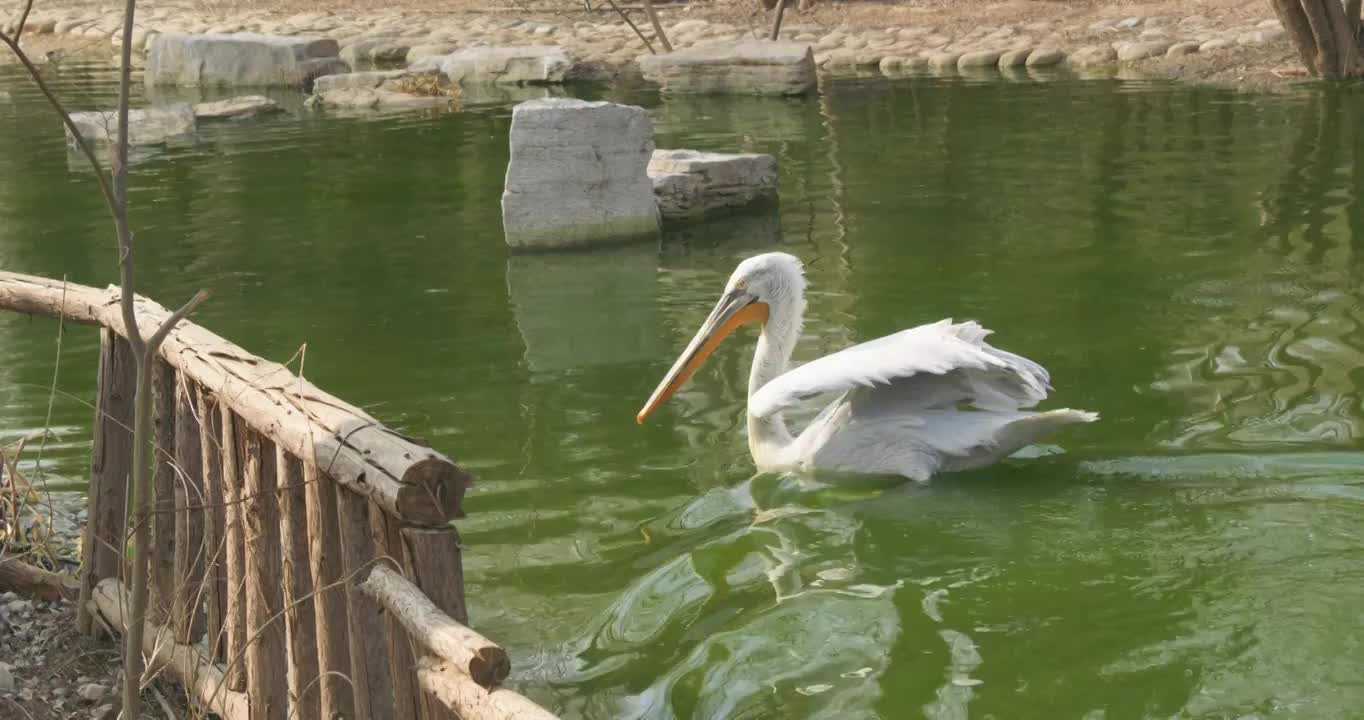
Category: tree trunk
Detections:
[{"x1": 1272, "y1": 0, "x2": 1364, "y2": 78}]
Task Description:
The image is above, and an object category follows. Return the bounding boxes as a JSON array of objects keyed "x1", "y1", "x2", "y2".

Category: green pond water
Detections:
[{"x1": 2, "y1": 62, "x2": 1363, "y2": 719}]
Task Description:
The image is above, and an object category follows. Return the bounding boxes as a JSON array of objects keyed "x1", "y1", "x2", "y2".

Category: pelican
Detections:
[{"x1": 636, "y1": 252, "x2": 1098, "y2": 481}]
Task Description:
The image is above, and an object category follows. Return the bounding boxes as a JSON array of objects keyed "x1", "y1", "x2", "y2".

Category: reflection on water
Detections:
[
  {"x1": 3, "y1": 62, "x2": 1364, "y2": 719},
  {"x1": 1149, "y1": 91, "x2": 1364, "y2": 450},
  {"x1": 508, "y1": 241, "x2": 660, "y2": 374}
]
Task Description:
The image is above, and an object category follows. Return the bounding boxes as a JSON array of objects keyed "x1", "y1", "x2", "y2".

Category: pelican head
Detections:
[{"x1": 637, "y1": 252, "x2": 806, "y2": 424}]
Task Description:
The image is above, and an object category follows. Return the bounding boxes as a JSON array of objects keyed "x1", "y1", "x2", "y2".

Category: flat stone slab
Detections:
[
  {"x1": 648, "y1": 149, "x2": 778, "y2": 222},
  {"x1": 439, "y1": 46, "x2": 572, "y2": 84},
  {"x1": 309, "y1": 70, "x2": 457, "y2": 110},
  {"x1": 145, "y1": 32, "x2": 347, "y2": 88},
  {"x1": 638, "y1": 41, "x2": 816, "y2": 96},
  {"x1": 67, "y1": 104, "x2": 196, "y2": 146},
  {"x1": 502, "y1": 98, "x2": 659, "y2": 250},
  {"x1": 193, "y1": 95, "x2": 281, "y2": 119}
]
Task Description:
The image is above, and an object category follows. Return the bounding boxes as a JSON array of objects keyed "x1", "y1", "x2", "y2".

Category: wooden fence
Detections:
[{"x1": 0, "y1": 272, "x2": 558, "y2": 720}]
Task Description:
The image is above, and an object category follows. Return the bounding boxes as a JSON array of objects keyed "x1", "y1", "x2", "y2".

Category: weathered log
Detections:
[
  {"x1": 277, "y1": 448, "x2": 320, "y2": 720},
  {"x1": 417, "y1": 657, "x2": 558, "y2": 720},
  {"x1": 372, "y1": 508, "x2": 420, "y2": 720},
  {"x1": 0, "y1": 557, "x2": 79, "y2": 601},
  {"x1": 173, "y1": 377, "x2": 207, "y2": 643},
  {"x1": 401, "y1": 526, "x2": 467, "y2": 626},
  {"x1": 304, "y1": 464, "x2": 354, "y2": 720},
  {"x1": 359, "y1": 565, "x2": 509, "y2": 688},
  {"x1": 221, "y1": 408, "x2": 247, "y2": 691},
  {"x1": 197, "y1": 386, "x2": 228, "y2": 662},
  {"x1": 337, "y1": 487, "x2": 394, "y2": 720},
  {"x1": 242, "y1": 432, "x2": 288, "y2": 720},
  {"x1": 150, "y1": 357, "x2": 177, "y2": 625},
  {"x1": 402, "y1": 526, "x2": 466, "y2": 720},
  {"x1": 89, "y1": 577, "x2": 250, "y2": 720},
  {"x1": 0, "y1": 271, "x2": 469, "y2": 526},
  {"x1": 77, "y1": 329, "x2": 135, "y2": 634}
]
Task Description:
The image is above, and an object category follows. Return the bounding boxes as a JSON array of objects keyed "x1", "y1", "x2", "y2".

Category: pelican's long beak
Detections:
[{"x1": 637, "y1": 289, "x2": 769, "y2": 424}]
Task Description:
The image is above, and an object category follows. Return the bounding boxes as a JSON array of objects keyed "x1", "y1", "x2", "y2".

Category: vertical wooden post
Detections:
[
  {"x1": 401, "y1": 526, "x2": 468, "y2": 625},
  {"x1": 221, "y1": 409, "x2": 247, "y2": 691},
  {"x1": 77, "y1": 330, "x2": 135, "y2": 635},
  {"x1": 150, "y1": 357, "x2": 177, "y2": 624},
  {"x1": 337, "y1": 488, "x2": 394, "y2": 720},
  {"x1": 278, "y1": 449, "x2": 320, "y2": 720},
  {"x1": 371, "y1": 508, "x2": 418, "y2": 720},
  {"x1": 305, "y1": 465, "x2": 354, "y2": 720},
  {"x1": 243, "y1": 433, "x2": 289, "y2": 720},
  {"x1": 196, "y1": 387, "x2": 227, "y2": 663},
  {"x1": 172, "y1": 378, "x2": 206, "y2": 643},
  {"x1": 402, "y1": 525, "x2": 467, "y2": 720}
]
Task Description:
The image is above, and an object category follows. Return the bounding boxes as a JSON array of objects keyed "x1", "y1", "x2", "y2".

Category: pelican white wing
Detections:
[{"x1": 748, "y1": 319, "x2": 1053, "y2": 419}]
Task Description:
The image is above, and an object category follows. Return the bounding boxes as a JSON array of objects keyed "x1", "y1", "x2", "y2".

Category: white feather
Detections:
[{"x1": 749, "y1": 319, "x2": 1052, "y2": 419}]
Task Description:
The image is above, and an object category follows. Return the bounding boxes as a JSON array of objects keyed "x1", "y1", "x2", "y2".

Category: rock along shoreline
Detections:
[{"x1": 1, "y1": 1, "x2": 1310, "y2": 92}]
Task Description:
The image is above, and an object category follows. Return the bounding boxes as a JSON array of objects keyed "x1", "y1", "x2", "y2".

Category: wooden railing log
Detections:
[
  {"x1": 0, "y1": 557, "x2": 79, "y2": 601},
  {"x1": 77, "y1": 329, "x2": 135, "y2": 634},
  {"x1": 197, "y1": 387, "x2": 228, "y2": 662},
  {"x1": 0, "y1": 272, "x2": 469, "y2": 527},
  {"x1": 221, "y1": 409, "x2": 248, "y2": 691},
  {"x1": 172, "y1": 377, "x2": 207, "y2": 643},
  {"x1": 402, "y1": 526, "x2": 468, "y2": 626},
  {"x1": 402, "y1": 527, "x2": 467, "y2": 720},
  {"x1": 278, "y1": 448, "x2": 321, "y2": 720},
  {"x1": 304, "y1": 465, "x2": 355, "y2": 720},
  {"x1": 359, "y1": 565, "x2": 509, "y2": 689},
  {"x1": 150, "y1": 357, "x2": 178, "y2": 624},
  {"x1": 372, "y1": 508, "x2": 420, "y2": 720},
  {"x1": 243, "y1": 432, "x2": 289, "y2": 720},
  {"x1": 417, "y1": 657, "x2": 557, "y2": 720},
  {"x1": 89, "y1": 577, "x2": 250, "y2": 720},
  {"x1": 337, "y1": 488, "x2": 394, "y2": 720}
]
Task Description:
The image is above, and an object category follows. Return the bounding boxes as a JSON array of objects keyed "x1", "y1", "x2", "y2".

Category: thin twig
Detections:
[{"x1": 30, "y1": 277, "x2": 66, "y2": 528}]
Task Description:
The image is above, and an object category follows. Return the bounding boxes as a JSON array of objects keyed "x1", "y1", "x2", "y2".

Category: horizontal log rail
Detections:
[
  {"x1": 4, "y1": 271, "x2": 562, "y2": 720},
  {"x1": 418, "y1": 658, "x2": 559, "y2": 720},
  {"x1": 360, "y1": 564, "x2": 510, "y2": 688},
  {"x1": 89, "y1": 577, "x2": 250, "y2": 720},
  {"x1": 0, "y1": 271, "x2": 469, "y2": 526}
]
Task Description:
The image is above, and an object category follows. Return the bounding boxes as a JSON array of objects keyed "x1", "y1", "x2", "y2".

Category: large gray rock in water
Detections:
[
  {"x1": 144, "y1": 32, "x2": 347, "y2": 88},
  {"x1": 638, "y1": 41, "x2": 816, "y2": 95},
  {"x1": 66, "y1": 104, "x2": 196, "y2": 145},
  {"x1": 648, "y1": 149, "x2": 778, "y2": 222},
  {"x1": 502, "y1": 99, "x2": 660, "y2": 249},
  {"x1": 440, "y1": 46, "x2": 572, "y2": 84}
]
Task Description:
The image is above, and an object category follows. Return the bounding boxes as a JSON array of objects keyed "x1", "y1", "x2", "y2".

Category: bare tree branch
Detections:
[
  {"x1": 110, "y1": 0, "x2": 146, "y2": 357},
  {"x1": 769, "y1": 0, "x2": 790, "y2": 40},
  {"x1": 604, "y1": 0, "x2": 655, "y2": 54},
  {"x1": 147, "y1": 290, "x2": 211, "y2": 352},
  {"x1": 640, "y1": 0, "x2": 672, "y2": 52},
  {"x1": 13, "y1": 0, "x2": 34, "y2": 42}
]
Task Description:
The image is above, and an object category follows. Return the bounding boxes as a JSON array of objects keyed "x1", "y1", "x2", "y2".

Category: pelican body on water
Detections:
[{"x1": 636, "y1": 252, "x2": 1098, "y2": 481}]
